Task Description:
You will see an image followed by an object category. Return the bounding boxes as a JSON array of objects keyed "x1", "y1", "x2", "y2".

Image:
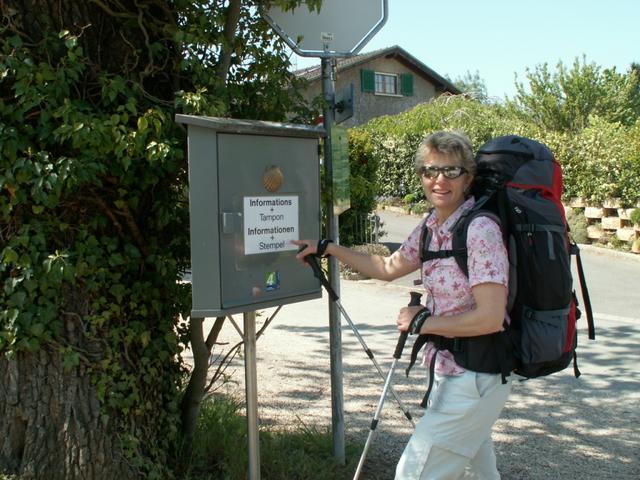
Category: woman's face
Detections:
[{"x1": 419, "y1": 151, "x2": 473, "y2": 222}]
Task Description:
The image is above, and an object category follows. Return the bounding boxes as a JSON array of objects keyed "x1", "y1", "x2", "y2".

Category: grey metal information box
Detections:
[{"x1": 176, "y1": 115, "x2": 324, "y2": 317}]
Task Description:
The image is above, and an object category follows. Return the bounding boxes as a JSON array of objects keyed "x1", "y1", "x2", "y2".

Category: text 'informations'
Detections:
[{"x1": 243, "y1": 196, "x2": 299, "y2": 254}]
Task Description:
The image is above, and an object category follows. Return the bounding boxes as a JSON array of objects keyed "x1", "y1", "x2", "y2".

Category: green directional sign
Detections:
[{"x1": 331, "y1": 125, "x2": 350, "y2": 215}]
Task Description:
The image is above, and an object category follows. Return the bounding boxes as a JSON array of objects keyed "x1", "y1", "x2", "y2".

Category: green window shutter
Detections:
[
  {"x1": 400, "y1": 73, "x2": 414, "y2": 96},
  {"x1": 361, "y1": 69, "x2": 375, "y2": 93}
]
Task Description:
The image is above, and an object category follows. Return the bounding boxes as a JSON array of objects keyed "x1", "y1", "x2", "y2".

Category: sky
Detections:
[{"x1": 286, "y1": 0, "x2": 640, "y2": 101}]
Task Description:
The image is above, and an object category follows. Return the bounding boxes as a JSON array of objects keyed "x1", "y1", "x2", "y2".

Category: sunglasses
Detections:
[{"x1": 418, "y1": 165, "x2": 468, "y2": 179}]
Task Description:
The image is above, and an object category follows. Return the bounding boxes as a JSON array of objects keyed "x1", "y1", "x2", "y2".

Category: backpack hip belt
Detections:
[{"x1": 406, "y1": 331, "x2": 513, "y2": 408}]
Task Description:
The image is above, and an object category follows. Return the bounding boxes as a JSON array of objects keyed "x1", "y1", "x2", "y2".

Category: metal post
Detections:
[
  {"x1": 244, "y1": 310, "x2": 260, "y2": 479},
  {"x1": 322, "y1": 56, "x2": 345, "y2": 464}
]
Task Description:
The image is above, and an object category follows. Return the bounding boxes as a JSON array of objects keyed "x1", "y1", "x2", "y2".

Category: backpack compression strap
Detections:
[{"x1": 570, "y1": 242, "x2": 595, "y2": 340}]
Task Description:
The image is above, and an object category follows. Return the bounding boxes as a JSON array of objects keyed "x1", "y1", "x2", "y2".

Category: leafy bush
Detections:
[
  {"x1": 350, "y1": 95, "x2": 535, "y2": 201},
  {"x1": 631, "y1": 208, "x2": 640, "y2": 226},
  {"x1": 337, "y1": 129, "x2": 380, "y2": 246},
  {"x1": 566, "y1": 208, "x2": 589, "y2": 244},
  {"x1": 410, "y1": 200, "x2": 432, "y2": 216},
  {"x1": 340, "y1": 243, "x2": 391, "y2": 280},
  {"x1": 508, "y1": 57, "x2": 640, "y2": 132},
  {"x1": 349, "y1": 95, "x2": 640, "y2": 208},
  {"x1": 543, "y1": 117, "x2": 640, "y2": 204},
  {"x1": 403, "y1": 193, "x2": 418, "y2": 205}
]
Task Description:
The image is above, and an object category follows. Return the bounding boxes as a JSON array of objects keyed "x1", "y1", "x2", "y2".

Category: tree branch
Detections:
[
  {"x1": 216, "y1": 0, "x2": 242, "y2": 84},
  {"x1": 205, "y1": 316, "x2": 225, "y2": 351}
]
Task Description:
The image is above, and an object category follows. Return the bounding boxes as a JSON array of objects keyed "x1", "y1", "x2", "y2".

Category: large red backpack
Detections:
[{"x1": 408, "y1": 135, "x2": 595, "y2": 407}]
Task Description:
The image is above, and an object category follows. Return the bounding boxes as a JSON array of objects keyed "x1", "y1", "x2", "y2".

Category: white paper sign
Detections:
[{"x1": 244, "y1": 196, "x2": 299, "y2": 255}]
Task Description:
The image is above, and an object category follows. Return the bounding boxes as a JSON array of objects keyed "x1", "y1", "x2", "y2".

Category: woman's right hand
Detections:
[
  {"x1": 396, "y1": 305, "x2": 425, "y2": 332},
  {"x1": 291, "y1": 239, "x2": 318, "y2": 263}
]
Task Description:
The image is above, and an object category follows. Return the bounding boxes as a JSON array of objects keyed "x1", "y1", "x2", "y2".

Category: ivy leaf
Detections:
[{"x1": 137, "y1": 116, "x2": 148, "y2": 131}]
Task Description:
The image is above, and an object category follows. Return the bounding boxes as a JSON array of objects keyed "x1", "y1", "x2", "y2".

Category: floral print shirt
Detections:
[{"x1": 399, "y1": 197, "x2": 509, "y2": 375}]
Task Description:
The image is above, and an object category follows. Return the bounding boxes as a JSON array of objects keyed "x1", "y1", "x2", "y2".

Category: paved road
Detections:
[
  {"x1": 200, "y1": 208, "x2": 640, "y2": 479},
  {"x1": 376, "y1": 208, "x2": 640, "y2": 323},
  {"x1": 210, "y1": 269, "x2": 640, "y2": 479}
]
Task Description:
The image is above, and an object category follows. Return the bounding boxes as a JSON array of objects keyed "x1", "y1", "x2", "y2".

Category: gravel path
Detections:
[{"x1": 207, "y1": 279, "x2": 640, "y2": 479}]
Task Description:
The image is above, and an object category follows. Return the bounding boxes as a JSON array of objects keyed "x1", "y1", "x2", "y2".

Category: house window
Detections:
[
  {"x1": 375, "y1": 73, "x2": 398, "y2": 95},
  {"x1": 361, "y1": 69, "x2": 413, "y2": 96}
]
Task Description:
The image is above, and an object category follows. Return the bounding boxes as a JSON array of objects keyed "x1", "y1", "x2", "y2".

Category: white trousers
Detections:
[{"x1": 395, "y1": 370, "x2": 511, "y2": 480}]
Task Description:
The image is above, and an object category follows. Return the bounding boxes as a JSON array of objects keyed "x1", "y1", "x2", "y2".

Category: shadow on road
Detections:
[{"x1": 215, "y1": 315, "x2": 640, "y2": 480}]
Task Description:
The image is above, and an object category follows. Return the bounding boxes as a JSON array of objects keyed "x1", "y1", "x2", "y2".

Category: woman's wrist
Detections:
[
  {"x1": 409, "y1": 308, "x2": 431, "y2": 335},
  {"x1": 316, "y1": 238, "x2": 333, "y2": 257}
]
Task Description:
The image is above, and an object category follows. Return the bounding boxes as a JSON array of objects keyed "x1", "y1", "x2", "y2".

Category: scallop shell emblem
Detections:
[{"x1": 262, "y1": 165, "x2": 284, "y2": 192}]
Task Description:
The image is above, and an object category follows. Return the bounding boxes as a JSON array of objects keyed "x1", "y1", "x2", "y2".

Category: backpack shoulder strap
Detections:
[
  {"x1": 418, "y1": 209, "x2": 463, "y2": 263},
  {"x1": 420, "y1": 223, "x2": 465, "y2": 269},
  {"x1": 418, "y1": 202, "x2": 503, "y2": 278},
  {"x1": 453, "y1": 208, "x2": 502, "y2": 277},
  {"x1": 418, "y1": 217, "x2": 434, "y2": 263},
  {"x1": 418, "y1": 207, "x2": 470, "y2": 269}
]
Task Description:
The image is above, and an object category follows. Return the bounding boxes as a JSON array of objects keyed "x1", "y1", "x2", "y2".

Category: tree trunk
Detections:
[
  {"x1": 0, "y1": 319, "x2": 134, "y2": 479},
  {"x1": 180, "y1": 316, "x2": 226, "y2": 446},
  {"x1": 1, "y1": 3, "x2": 180, "y2": 476}
]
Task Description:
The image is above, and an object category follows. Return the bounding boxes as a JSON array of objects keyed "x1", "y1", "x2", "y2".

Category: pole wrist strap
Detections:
[
  {"x1": 409, "y1": 308, "x2": 430, "y2": 335},
  {"x1": 316, "y1": 238, "x2": 334, "y2": 257}
]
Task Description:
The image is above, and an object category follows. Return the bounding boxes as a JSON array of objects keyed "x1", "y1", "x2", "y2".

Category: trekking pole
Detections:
[
  {"x1": 302, "y1": 251, "x2": 415, "y2": 427},
  {"x1": 353, "y1": 291, "x2": 423, "y2": 480}
]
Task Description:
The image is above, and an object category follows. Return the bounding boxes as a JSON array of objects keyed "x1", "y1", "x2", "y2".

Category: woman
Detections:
[{"x1": 294, "y1": 130, "x2": 511, "y2": 479}]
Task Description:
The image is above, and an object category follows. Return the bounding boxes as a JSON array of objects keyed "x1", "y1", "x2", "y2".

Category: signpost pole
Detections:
[
  {"x1": 244, "y1": 310, "x2": 261, "y2": 480},
  {"x1": 262, "y1": 0, "x2": 389, "y2": 466},
  {"x1": 322, "y1": 57, "x2": 345, "y2": 464}
]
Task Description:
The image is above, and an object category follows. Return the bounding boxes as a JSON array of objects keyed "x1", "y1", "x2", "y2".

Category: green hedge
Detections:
[
  {"x1": 542, "y1": 117, "x2": 640, "y2": 205},
  {"x1": 349, "y1": 95, "x2": 640, "y2": 207},
  {"x1": 336, "y1": 129, "x2": 379, "y2": 245},
  {"x1": 351, "y1": 95, "x2": 536, "y2": 201}
]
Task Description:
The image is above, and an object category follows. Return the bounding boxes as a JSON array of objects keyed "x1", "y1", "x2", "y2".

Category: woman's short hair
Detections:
[{"x1": 414, "y1": 130, "x2": 475, "y2": 177}]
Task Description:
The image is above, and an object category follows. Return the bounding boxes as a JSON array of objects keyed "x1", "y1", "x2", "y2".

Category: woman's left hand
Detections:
[{"x1": 396, "y1": 305, "x2": 424, "y2": 332}]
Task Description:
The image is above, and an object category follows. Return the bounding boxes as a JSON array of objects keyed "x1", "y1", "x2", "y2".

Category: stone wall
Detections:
[{"x1": 565, "y1": 198, "x2": 640, "y2": 251}]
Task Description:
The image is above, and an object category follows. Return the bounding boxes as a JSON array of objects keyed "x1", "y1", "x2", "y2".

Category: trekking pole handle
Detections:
[
  {"x1": 298, "y1": 244, "x2": 339, "y2": 301},
  {"x1": 393, "y1": 292, "x2": 423, "y2": 359}
]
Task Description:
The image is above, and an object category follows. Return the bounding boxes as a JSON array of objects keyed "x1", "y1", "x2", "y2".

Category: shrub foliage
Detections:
[
  {"x1": 0, "y1": 1, "x2": 319, "y2": 477},
  {"x1": 350, "y1": 93, "x2": 640, "y2": 208}
]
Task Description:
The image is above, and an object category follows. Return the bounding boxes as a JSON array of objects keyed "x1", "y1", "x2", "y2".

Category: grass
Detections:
[
  {"x1": 181, "y1": 395, "x2": 361, "y2": 480},
  {"x1": 1, "y1": 396, "x2": 361, "y2": 480}
]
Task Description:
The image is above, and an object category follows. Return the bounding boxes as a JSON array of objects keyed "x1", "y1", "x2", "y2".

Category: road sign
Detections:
[{"x1": 264, "y1": 0, "x2": 388, "y2": 57}]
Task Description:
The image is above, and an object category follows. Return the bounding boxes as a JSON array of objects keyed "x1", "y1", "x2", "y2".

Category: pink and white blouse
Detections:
[{"x1": 399, "y1": 197, "x2": 509, "y2": 376}]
